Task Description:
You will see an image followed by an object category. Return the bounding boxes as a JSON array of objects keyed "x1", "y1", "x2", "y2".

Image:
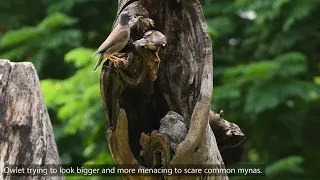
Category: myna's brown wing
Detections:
[{"x1": 94, "y1": 26, "x2": 130, "y2": 55}]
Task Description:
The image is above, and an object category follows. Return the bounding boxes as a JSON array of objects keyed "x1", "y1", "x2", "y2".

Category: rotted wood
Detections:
[
  {"x1": 209, "y1": 110, "x2": 245, "y2": 152},
  {"x1": 99, "y1": 0, "x2": 244, "y2": 179},
  {"x1": 0, "y1": 60, "x2": 62, "y2": 180}
]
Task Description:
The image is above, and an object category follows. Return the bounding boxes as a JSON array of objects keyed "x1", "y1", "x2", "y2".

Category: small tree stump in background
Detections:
[{"x1": 0, "y1": 60, "x2": 63, "y2": 180}]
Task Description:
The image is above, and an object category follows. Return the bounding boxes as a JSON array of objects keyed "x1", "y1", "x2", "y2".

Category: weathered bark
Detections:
[
  {"x1": 209, "y1": 110, "x2": 245, "y2": 151},
  {"x1": 0, "y1": 60, "x2": 62, "y2": 180},
  {"x1": 99, "y1": 0, "x2": 244, "y2": 180}
]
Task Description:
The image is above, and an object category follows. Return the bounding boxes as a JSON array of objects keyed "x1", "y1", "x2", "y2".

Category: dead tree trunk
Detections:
[
  {"x1": 100, "y1": 0, "x2": 244, "y2": 180},
  {"x1": 0, "y1": 60, "x2": 62, "y2": 180}
]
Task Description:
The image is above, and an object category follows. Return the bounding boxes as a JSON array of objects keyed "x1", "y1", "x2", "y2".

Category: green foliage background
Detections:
[{"x1": 1, "y1": 0, "x2": 319, "y2": 179}]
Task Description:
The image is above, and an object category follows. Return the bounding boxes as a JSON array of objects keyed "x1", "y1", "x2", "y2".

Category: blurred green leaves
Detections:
[
  {"x1": 0, "y1": 12, "x2": 81, "y2": 74},
  {"x1": 0, "y1": 27, "x2": 39, "y2": 47},
  {"x1": 207, "y1": 0, "x2": 320, "y2": 179},
  {"x1": 47, "y1": 0, "x2": 89, "y2": 14},
  {"x1": 282, "y1": 0, "x2": 314, "y2": 32},
  {"x1": 214, "y1": 52, "x2": 318, "y2": 115},
  {"x1": 207, "y1": 16, "x2": 235, "y2": 37},
  {"x1": 38, "y1": 12, "x2": 77, "y2": 30},
  {"x1": 41, "y1": 47, "x2": 101, "y2": 136},
  {"x1": 41, "y1": 47, "x2": 107, "y2": 167},
  {"x1": 266, "y1": 156, "x2": 304, "y2": 177},
  {"x1": 65, "y1": 48, "x2": 95, "y2": 67}
]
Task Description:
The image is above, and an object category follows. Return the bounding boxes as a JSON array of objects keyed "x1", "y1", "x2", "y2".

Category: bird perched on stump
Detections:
[
  {"x1": 92, "y1": 11, "x2": 131, "y2": 72},
  {"x1": 133, "y1": 30, "x2": 167, "y2": 66}
]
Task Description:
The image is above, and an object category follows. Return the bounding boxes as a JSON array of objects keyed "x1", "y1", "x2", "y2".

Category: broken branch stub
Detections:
[{"x1": 100, "y1": 0, "x2": 243, "y2": 179}]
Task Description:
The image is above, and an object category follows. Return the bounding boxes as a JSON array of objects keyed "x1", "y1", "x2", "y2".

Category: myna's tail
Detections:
[
  {"x1": 92, "y1": 49, "x2": 100, "y2": 57},
  {"x1": 92, "y1": 54, "x2": 104, "y2": 72}
]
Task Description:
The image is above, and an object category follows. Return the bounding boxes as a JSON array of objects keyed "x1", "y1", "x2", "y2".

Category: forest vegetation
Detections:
[{"x1": 0, "y1": 0, "x2": 319, "y2": 179}]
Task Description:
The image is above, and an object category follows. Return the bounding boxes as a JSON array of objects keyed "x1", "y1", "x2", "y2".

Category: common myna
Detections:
[{"x1": 92, "y1": 11, "x2": 131, "y2": 72}]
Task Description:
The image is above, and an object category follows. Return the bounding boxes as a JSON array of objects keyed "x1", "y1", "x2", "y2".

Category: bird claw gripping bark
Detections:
[
  {"x1": 108, "y1": 55, "x2": 129, "y2": 68},
  {"x1": 92, "y1": 12, "x2": 131, "y2": 72}
]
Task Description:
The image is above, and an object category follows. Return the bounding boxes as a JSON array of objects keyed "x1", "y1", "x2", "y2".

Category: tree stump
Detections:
[
  {"x1": 99, "y1": 0, "x2": 245, "y2": 180},
  {"x1": 0, "y1": 60, "x2": 62, "y2": 180}
]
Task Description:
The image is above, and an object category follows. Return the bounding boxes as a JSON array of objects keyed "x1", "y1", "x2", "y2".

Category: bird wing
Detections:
[{"x1": 94, "y1": 26, "x2": 129, "y2": 55}]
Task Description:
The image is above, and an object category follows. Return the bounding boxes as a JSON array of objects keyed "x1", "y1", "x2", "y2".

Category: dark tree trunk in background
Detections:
[
  {"x1": 0, "y1": 60, "x2": 62, "y2": 180},
  {"x1": 100, "y1": 0, "x2": 244, "y2": 180}
]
